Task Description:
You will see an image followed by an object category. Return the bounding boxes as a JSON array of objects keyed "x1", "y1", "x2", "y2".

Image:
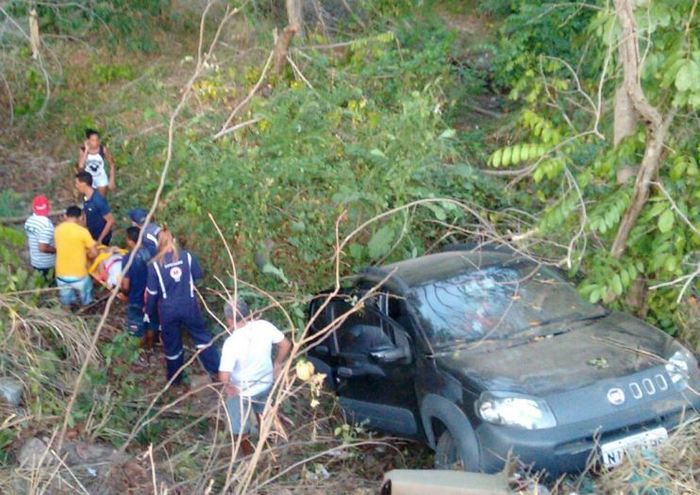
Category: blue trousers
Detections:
[{"x1": 160, "y1": 308, "x2": 220, "y2": 384}]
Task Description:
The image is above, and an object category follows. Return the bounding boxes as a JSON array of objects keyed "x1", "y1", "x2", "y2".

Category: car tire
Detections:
[{"x1": 435, "y1": 429, "x2": 471, "y2": 471}]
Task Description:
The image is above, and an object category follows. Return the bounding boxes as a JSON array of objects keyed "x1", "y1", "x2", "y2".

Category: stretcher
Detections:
[{"x1": 88, "y1": 245, "x2": 128, "y2": 296}]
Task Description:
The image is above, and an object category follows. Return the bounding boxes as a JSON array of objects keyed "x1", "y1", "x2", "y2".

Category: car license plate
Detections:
[{"x1": 600, "y1": 427, "x2": 668, "y2": 468}]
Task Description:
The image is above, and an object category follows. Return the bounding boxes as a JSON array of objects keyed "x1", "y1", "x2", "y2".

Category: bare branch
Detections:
[
  {"x1": 214, "y1": 50, "x2": 273, "y2": 140},
  {"x1": 652, "y1": 181, "x2": 700, "y2": 236}
]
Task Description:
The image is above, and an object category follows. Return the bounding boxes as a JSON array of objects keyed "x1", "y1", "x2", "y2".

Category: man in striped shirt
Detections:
[{"x1": 24, "y1": 195, "x2": 56, "y2": 281}]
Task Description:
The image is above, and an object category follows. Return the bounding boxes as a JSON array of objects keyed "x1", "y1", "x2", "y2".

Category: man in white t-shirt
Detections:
[
  {"x1": 218, "y1": 299, "x2": 291, "y2": 454},
  {"x1": 23, "y1": 195, "x2": 56, "y2": 282}
]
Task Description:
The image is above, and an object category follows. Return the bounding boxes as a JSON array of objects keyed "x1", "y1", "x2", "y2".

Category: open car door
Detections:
[{"x1": 308, "y1": 291, "x2": 420, "y2": 438}]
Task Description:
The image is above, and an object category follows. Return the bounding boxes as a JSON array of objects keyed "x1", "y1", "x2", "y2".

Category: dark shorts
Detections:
[
  {"x1": 33, "y1": 266, "x2": 54, "y2": 284},
  {"x1": 127, "y1": 304, "x2": 146, "y2": 338},
  {"x1": 127, "y1": 304, "x2": 159, "y2": 338}
]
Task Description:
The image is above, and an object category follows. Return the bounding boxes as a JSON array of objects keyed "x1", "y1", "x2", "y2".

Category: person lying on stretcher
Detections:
[{"x1": 88, "y1": 245, "x2": 128, "y2": 290}]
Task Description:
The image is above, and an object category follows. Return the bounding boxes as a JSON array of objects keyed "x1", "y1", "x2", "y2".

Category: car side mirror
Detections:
[{"x1": 370, "y1": 346, "x2": 409, "y2": 364}]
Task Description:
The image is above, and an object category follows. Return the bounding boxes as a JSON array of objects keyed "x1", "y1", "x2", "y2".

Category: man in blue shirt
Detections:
[
  {"x1": 121, "y1": 227, "x2": 157, "y2": 358},
  {"x1": 76, "y1": 171, "x2": 114, "y2": 245},
  {"x1": 128, "y1": 207, "x2": 161, "y2": 258}
]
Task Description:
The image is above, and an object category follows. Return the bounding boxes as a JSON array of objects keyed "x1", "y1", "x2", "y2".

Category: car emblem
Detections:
[{"x1": 607, "y1": 387, "x2": 626, "y2": 406}]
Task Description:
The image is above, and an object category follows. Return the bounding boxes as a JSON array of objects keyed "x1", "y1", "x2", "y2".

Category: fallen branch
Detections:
[
  {"x1": 0, "y1": 210, "x2": 65, "y2": 225},
  {"x1": 211, "y1": 117, "x2": 260, "y2": 140},
  {"x1": 649, "y1": 263, "x2": 700, "y2": 304},
  {"x1": 213, "y1": 50, "x2": 273, "y2": 140},
  {"x1": 286, "y1": 55, "x2": 315, "y2": 90},
  {"x1": 464, "y1": 101, "x2": 503, "y2": 119}
]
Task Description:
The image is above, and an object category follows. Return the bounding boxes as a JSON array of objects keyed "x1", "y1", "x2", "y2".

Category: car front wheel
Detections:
[{"x1": 435, "y1": 430, "x2": 468, "y2": 470}]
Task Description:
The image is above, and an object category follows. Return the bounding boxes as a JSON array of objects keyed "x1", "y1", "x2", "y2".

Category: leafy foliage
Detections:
[
  {"x1": 487, "y1": 0, "x2": 700, "y2": 331},
  {"x1": 7, "y1": 0, "x2": 175, "y2": 51},
  {"x1": 119, "y1": 14, "x2": 502, "y2": 289}
]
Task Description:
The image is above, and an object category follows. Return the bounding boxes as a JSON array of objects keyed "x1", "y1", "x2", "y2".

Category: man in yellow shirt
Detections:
[{"x1": 55, "y1": 206, "x2": 97, "y2": 308}]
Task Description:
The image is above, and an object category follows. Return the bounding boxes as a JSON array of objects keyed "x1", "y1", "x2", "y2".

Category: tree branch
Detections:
[{"x1": 610, "y1": 0, "x2": 676, "y2": 258}]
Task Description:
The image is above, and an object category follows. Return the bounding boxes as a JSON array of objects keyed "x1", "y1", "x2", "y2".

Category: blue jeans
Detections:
[
  {"x1": 57, "y1": 276, "x2": 93, "y2": 306},
  {"x1": 225, "y1": 387, "x2": 271, "y2": 435}
]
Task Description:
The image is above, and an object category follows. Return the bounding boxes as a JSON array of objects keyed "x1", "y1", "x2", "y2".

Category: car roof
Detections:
[{"x1": 364, "y1": 250, "x2": 518, "y2": 289}]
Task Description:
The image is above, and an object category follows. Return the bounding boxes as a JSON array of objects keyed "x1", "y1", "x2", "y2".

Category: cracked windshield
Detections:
[{"x1": 410, "y1": 261, "x2": 607, "y2": 345}]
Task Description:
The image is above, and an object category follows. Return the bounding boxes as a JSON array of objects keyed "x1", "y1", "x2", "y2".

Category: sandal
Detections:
[{"x1": 133, "y1": 354, "x2": 150, "y2": 369}]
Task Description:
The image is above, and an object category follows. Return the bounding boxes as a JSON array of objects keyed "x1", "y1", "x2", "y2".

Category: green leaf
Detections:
[
  {"x1": 502, "y1": 146, "x2": 512, "y2": 166},
  {"x1": 620, "y1": 268, "x2": 630, "y2": 286},
  {"x1": 425, "y1": 203, "x2": 447, "y2": 221},
  {"x1": 611, "y1": 274, "x2": 623, "y2": 296},
  {"x1": 491, "y1": 149, "x2": 502, "y2": 168},
  {"x1": 664, "y1": 255, "x2": 679, "y2": 273},
  {"x1": 262, "y1": 263, "x2": 289, "y2": 284},
  {"x1": 512, "y1": 144, "x2": 521, "y2": 164},
  {"x1": 439, "y1": 128, "x2": 456, "y2": 140},
  {"x1": 533, "y1": 166, "x2": 544, "y2": 183},
  {"x1": 348, "y1": 243, "x2": 364, "y2": 260},
  {"x1": 657, "y1": 209, "x2": 674, "y2": 233},
  {"x1": 368, "y1": 225, "x2": 395, "y2": 260},
  {"x1": 647, "y1": 202, "x2": 667, "y2": 218},
  {"x1": 675, "y1": 61, "x2": 700, "y2": 92}
]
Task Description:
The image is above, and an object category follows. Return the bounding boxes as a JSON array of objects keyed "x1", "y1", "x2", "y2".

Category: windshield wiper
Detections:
[
  {"x1": 514, "y1": 311, "x2": 610, "y2": 337},
  {"x1": 431, "y1": 311, "x2": 610, "y2": 352},
  {"x1": 432, "y1": 334, "x2": 511, "y2": 353}
]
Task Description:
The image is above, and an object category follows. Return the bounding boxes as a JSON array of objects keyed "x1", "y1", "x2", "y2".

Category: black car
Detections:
[{"x1": 306, "y1": 248, "x2": 700, "y2": 475}]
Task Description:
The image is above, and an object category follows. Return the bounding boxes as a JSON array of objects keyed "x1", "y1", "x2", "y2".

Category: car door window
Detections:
[
  {"x1": 340, "y1": 323, "x2": 395, "y2": 354},
  {"x1": 333, "y1": 292, "x2": 397, "y2": 356},
  {"x1": 307, "y1": 295, "x2": 344, "y2": 355}
]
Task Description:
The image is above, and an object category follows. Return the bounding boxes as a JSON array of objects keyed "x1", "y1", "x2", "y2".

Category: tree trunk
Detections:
[
  {"x1": 613, "y1": 86, "x2": 636, "y2": 146},
  {"x1": 272, "y1": 25, "x2": 298, "y2": 75},
  {"x1": 610, "y1": 0, "x2": 675, "y2": 259},
  {"x1": 285, "y1": 0, "x2": 304, "y2": 38}
]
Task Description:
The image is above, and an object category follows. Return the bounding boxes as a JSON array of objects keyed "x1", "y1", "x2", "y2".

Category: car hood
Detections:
[{"x1": 436, "y1": 312, "x2": 674, "y2": 396}]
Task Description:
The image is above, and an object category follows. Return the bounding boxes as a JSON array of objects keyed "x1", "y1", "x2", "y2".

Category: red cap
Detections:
[{"x1": 32, "y1": 195, "x2": 50, "y2": 216}]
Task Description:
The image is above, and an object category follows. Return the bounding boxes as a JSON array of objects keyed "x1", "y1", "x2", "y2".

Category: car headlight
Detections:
[
  {"x1": 665, "y1": 347, "x2": 697, "y2": 387},
  {"x1": 476, "y1": 392, "x2": 557, "y2": 430}
]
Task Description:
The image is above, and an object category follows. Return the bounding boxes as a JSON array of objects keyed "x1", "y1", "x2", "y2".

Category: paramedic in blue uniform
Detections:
[
  {"x1": 127, "y1": 207, "x2": 161, "y2": 333},
  {"x1": 121, "y1": 226, "x2": 158, "y2": 363},
  {"x1": 145, "y1": 228, "x2": 220, "y2": 385},
  {"x1": 128, "y1": 207, "x2": 161, "y2": 258}
]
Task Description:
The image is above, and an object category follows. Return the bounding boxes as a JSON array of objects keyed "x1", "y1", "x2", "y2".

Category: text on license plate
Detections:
[{"x1": 600, "y1": 427, "x2": 668, "y2": 468}]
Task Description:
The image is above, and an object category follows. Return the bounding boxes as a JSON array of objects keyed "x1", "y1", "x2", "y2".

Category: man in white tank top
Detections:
[{"x1": 78, "y1": 129, "x2": 116, "y2": 196}]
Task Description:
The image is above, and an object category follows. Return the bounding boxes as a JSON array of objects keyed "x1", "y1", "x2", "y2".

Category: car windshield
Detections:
[{"x1": 408, "y1": 260, "x2": 606, "y2": 347}]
